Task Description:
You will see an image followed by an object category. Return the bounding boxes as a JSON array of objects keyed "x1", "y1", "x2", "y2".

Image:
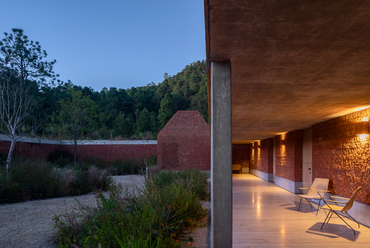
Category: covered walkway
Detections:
[{"x1": 233, "y1": 174, "x2": 370, "y2": 247}]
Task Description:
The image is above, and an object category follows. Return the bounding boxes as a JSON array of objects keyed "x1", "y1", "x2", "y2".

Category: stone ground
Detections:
[{"x1": 0, "y1": 175, "x2": 208, "y2": 248}]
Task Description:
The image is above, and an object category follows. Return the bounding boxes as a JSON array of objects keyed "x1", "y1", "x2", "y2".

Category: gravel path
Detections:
[{"x1": 0, "y1": 175, "x2": 145, "y2": 248}]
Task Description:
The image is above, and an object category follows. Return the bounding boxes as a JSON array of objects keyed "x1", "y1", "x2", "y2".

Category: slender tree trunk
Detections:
[
  {"x1": 74, "y1": 138, "x2": 77, "y2": 167},
  {"x1": 6, "y1": 139, "x2": 16, "y2": 180}
]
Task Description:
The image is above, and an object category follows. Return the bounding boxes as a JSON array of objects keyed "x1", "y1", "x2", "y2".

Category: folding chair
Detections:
[
  {"x1": 320, "y1": 186, "x2": 362, "y2": 235},
  {"x1": 298, "y1": 178, "x2": 330, "y2": 215}
]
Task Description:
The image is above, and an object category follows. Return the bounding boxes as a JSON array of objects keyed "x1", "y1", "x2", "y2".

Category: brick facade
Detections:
[
  {"x1": 312, "y1": 108, "x2": 370, "y2": 204},
  {"x1": 157, "y1": 111, "x2": 210, "y2": 170},
  {"x1": 275, "y1": 130, "x2": 303, "y2": 182},
  {"x1": 248, "y1": 139, "x2": 273, "y2": 174},
  {"x1": 0, "y1": 140, "x2": 157, "y2": 164}
]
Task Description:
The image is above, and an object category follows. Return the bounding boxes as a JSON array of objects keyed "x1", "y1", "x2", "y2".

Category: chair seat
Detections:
[
  {"x1": 320, "y1": 187, "x2": 362, "y2": 235},
  {"x1": 321, "y1": 204, "x2": 344, "y2": 212},
  {"x1": 297, "y1": 178, "x2": 329, "y2": 215},
  {"x1": 299, "y1": 194, "x2": 324, "y2": 199}
]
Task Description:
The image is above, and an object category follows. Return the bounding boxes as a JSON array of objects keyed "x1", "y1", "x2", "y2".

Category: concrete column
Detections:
[{"x1": 211, "y1": 61, "x2": 232, "y2": 248}]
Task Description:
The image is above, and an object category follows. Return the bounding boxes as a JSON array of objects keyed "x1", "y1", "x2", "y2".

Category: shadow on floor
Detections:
[
  {"x1": 282, "y1": 200, "x2": 320, "y2": 214},
  {"x1": 306, "y1": 222, "x2": 359, "y2": 241}
]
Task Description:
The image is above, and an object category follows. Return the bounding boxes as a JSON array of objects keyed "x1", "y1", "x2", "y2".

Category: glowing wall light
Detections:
[{"x1": 354, "y1": 117, "x2": 369, "y2": 141}]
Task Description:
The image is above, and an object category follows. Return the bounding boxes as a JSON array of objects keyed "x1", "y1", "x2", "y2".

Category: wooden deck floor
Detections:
[{"x1": 232, "y1": 174, "x2": 370, "y2": 247}]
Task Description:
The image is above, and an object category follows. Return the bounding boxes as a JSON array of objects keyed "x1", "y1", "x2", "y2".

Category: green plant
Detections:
[
  {"x1": 76, "y1": 157, "x2": 108, "y2": 170},
  {"x1": 0, "y1": 157, "x2": 111, "y2": 204},
  {"x1": 111, "y1": 159, "x2": 141, "y2": 175},
  {"x1": 46, "y1": 150, "x2": 74, "y2": 167},
  {"x1": 151, "y1": 169, "x2": 209, "y2": 200},
  {"x1": 53, "y1": 169, "x2": 207, "y2": 248},
  {"x1": 0, "y1": 152, "x2": 7, "y2": 167}
]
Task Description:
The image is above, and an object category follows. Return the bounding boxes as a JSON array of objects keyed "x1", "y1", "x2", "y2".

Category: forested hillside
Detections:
[{"x1": 40, "y1": 60, "x2": 208, "y2": 140}]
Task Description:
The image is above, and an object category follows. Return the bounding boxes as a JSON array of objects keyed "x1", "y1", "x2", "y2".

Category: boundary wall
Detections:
[{"x1": 0, "y1": 135, "x2": 157, "y2": 164}]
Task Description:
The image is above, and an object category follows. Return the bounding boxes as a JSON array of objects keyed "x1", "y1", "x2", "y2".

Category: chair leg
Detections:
[
  {"x1": 298, "y1": 197, "x2": 303, "y2": 211},
  {"x1": 333, "y1": 211, "x2": 356, "y2": 235},
  {"x1": 346, "y1": 212, "x2": 360, "y2": 228},
  {"x1": 316, "y1": 198, "x2": 322, "y2": 215},
  {"x1": 321, "y1": 210, "x2": 333, "y2": 230}
]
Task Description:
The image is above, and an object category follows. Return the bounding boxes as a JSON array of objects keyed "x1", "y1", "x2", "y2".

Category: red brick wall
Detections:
[
  {"x1": 312, "y1": 108, "x2": 370, "y2": 204},
  {"x1": 249, "y1": 139, "x2": 273, "y2": 173},
  {"x1": 157, "y1": 111, "x2": 210, "y2": 170},
  {"x1": 0, "y1": 141, "x2": 66, "y2": 160},
  {"x1": 0, "y1": 141, "x2": 156, "y2": 164},
  {"x1": 275, "y1": 130, "x2": 303, "y2": 182}
]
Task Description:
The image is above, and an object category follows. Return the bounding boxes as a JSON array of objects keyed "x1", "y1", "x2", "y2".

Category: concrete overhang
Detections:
[{"x1": 205, "y1": 0, "x2": 370, "y2": 143}]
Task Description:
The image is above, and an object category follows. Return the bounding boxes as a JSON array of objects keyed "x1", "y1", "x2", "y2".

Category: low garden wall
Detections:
[{"x1": 0, "y1": 135, "x2": 157, "y2": 164}]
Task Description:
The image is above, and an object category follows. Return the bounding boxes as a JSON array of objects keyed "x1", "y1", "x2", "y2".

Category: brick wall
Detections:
[
  {"x1": 249, "y1": 139, "x2": 273, "y2": 173},
  {"x1": 157, "y1": 111, "x2": 210, "y2": 170},
  {"x1": 0, "y1": 138, "x2": 157, "y2": 164},
  {"x1": 275, "y1": 130, "x2": 303, "y2": 182},
  {"x1": 313, "y1": 108, "x2": 370, "y2": 204}
]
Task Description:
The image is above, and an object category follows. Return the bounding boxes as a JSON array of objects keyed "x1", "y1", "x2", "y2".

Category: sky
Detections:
[{"x1": 0, "y1": 0, "x2": 206, "y2": 91}]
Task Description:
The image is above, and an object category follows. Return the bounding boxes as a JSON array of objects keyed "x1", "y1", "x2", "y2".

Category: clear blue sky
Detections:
[{"x1": 0, "y1": 0, "x2": 206, "y2": 91}]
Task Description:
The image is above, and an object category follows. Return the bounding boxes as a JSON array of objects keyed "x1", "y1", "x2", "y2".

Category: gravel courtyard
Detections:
[
  {"x1": 0, "y1": 174, "x2": 209, "y2": 248},
  {"x1": 0, "y1": 175, "x2": 145, "y2": 248}
]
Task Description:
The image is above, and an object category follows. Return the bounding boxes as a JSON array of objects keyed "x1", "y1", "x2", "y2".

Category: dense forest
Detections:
[
  {"x1": 0, "y1": 29, "x2": 207, "y2": 142},
  {"x1": 39, "y1": 60, "x2": 208, "y2": 140}
]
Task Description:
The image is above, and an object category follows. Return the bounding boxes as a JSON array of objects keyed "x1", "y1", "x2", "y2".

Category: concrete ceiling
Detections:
[{"x1": 205, "y1": 0, "x2": 370, "y2": 144}]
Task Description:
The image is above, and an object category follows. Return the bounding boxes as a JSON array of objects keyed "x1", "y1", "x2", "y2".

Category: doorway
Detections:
[{"x1": 302, "y1": 128, "x2": 313, "y2": 187}]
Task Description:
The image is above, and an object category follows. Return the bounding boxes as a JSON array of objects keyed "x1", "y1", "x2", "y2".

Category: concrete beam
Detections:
[{"x1": 211, "y1": 61, "x2": 232, "y2": 248}]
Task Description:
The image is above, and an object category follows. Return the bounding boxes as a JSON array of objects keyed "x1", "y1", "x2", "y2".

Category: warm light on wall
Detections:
[
  {"x1": 359, "y1": 134, "x2": 368, "y2": 141},
  {"x1": 281, "y1": 139, "x2": 286, "y2": 146},
  {"x1": 354, "y1": 117, "x2": 369, "y2": 141},
  {"x1": 354, "y1": 118, "x2": 369, "y2": 136}
]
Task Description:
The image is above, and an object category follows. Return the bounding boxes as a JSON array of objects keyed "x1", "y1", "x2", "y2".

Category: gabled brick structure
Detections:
[{"x1": 157, "y1": 111, "x2": 210, "y2": 170}]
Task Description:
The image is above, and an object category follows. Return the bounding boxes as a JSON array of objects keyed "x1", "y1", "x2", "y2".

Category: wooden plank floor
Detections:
[{"x1": 232, "y1": 174, "x2": 370, "y2": 247}]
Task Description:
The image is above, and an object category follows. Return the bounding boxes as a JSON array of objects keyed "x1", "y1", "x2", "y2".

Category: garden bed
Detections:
[{"x1": 0, "y1": 174, "x2": 209, "y2": 248}]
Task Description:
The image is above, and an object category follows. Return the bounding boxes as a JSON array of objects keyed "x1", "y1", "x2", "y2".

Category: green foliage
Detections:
[
  {"x1": 2, "y1": 29, "x2": 208, "y2": 141},
  {"x1": 136, "y1": 108, "x2": 151, "y2": 133},
  {"x1": 59, "y1": 87, "x2": 98, "y2": 140},
  {"x1": 113, "y1": 111, "x2": 134, "y2": 138},
  {"x1": 151, "y1": 169, "x2": 209, "y2": 200},
  {"x1": 0, "y1": 152, "x2": 6, "y2": 166},
  {"x1": 158, "y1": 94, "x2": 174, "y2": 128},
  {"x1": 111, "y1": 159, "x2": 142, "y2": 175},
  {"x1": 0, "y1": 157, "x2": 111, "y2": 204},
  {"x1": 0, "y1": 28, "x2": 58, "y2": 85},
  {"x1": 46, "y1": 150, "x2": 74, "y2": 167},
  {"x1": 36, "y1": 60, "x2": 207, "y2": 140},
  {"x1": 76, "y1": 157, "x2": 108, "y2": 170},
  {"x1": 54, "y1": 169, "x2": 208, "y2": 248}
]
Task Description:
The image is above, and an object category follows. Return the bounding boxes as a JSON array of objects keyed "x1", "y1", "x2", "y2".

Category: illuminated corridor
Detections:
[{"x1": 232, "y1": 174, "x2": 370, "y2": 247}]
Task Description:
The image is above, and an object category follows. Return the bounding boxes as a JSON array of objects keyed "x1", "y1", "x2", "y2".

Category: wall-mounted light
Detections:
[
  {"x1": 355, "y1": 117, "x2": 369, "y2": 140},
  {"x1": 354, "y1": 117, "x2": 369, "y2": 135}
]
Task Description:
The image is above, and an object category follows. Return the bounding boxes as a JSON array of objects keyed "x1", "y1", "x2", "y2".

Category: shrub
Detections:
[
  {"x1": 46, "y1": 150, "x2": 74, "y2": 167},
  {"x1": 111, "y1": 159, "x2": 142, "y2": 175},
  {"x1": 0, "y1": 158, "x2": 111, "y2": 204},
  {"x1": 76, "y1": 157, "x2": 108, "y2": 171},
  {"x1": 10, "y1": 158, "x2": 59, "y2": 200},
  {"x1": 54, "y1": 169, "x2": 208, "y2": 248},
  {"x1": 0, "y1": 152, "x2": 7, "y2": 167},
  {"x1": 151, "y1": 169, "x2": 209, "y2": 200}
]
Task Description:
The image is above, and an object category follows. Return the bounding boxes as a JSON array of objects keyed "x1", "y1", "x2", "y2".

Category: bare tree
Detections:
[{"x1": 0, "y1": 29, "x2": 58, "y2": 179}]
